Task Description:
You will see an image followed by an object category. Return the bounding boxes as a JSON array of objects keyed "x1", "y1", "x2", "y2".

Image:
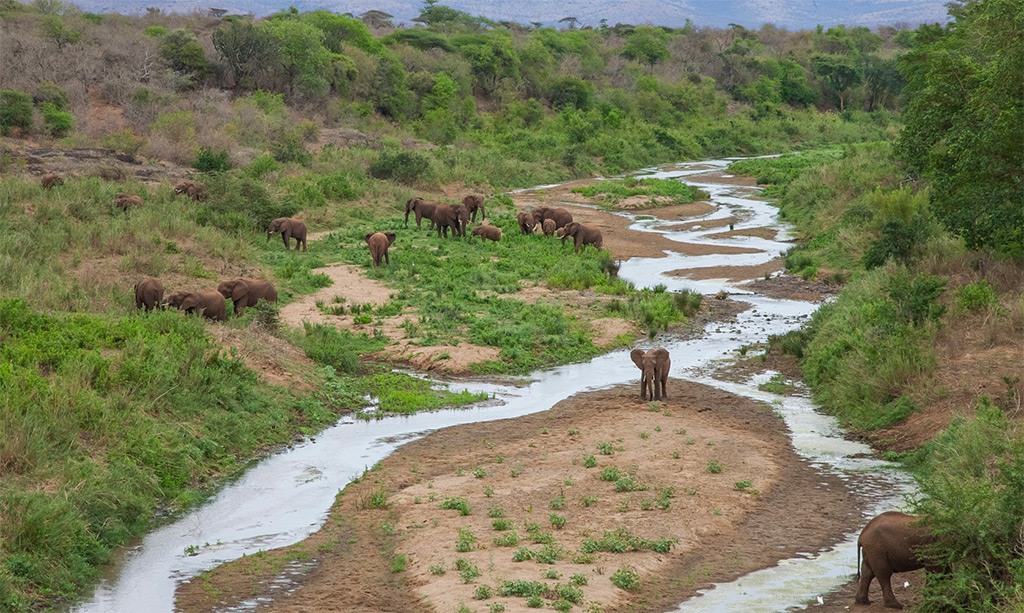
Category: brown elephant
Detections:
[
  {"x1": 516, "y1": 211, "x2": 536, "y2": 235},
  {"x1": 434, "y1": 203, "x2": 469, "y2": 238},
  {"x1": 404, "y1": 197, "x2": 437, "y2": 230},
  {"x1": 365, "y1": 231, "x2": 397, "y2": 267},
  {"x1": 267, "y1": 217, "x2": 308, "y2": 251},
  {"x1": 856, "y1": 512, "x2": 936, "y2": 609},
  {"x1": 134, "y1": 276, "x2": 164, "y2": 312},
  {"x1": 542, "y1": 219, "x2": 556, "y2": 236},
  {"x1": 115, "y1": 193, "x2": 143, "y2": 211},
  {"x1": 217, "y1": 278, "x2": 278, "y2": 316},
  {"x1": 174, "y1": 180, "x2": 208, "y2": 201},
  {"x1": 41, "y1": 173, "x2": 64, "y2": 189},
  {"x1": 532, "y1": 206, "x2": 573, "y2": 230},
  {"x1": 561, "y1": 222, "x2": 603, "y2": 253},
  {"x1": 166, "y1": 290, "x2": 226, "y2": 322},
  {"x1": 462, "y1": 194, "x2": 485, "y2": 222},
  {"x1": 630, "y1": 348, "x2": 670, "y2": 401},
  {"x1": 470, "y1": 225, "x2": 501, "y2": 243}
]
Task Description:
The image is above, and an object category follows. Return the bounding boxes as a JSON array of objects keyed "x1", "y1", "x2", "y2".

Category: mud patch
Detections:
[{"x1": 667, "y1": 258, "x2": 785, "y2": 283}]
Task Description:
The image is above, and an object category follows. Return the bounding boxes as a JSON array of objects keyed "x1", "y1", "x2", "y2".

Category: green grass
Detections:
[
  {"x1": 727, "y1": 149, "x2": 844, "y2": 197},
  {"x1": 572, "y1": 177, "x2": 709, "y2": 208}
]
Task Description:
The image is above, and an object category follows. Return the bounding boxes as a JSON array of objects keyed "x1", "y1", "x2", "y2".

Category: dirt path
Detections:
[{"x1": 175, "y1": 381, "x2": 871, "y2": 612}]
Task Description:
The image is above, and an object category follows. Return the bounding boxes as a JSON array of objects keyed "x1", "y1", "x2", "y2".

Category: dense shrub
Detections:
[
  {"x1": 39, "y1": 102, "x2": 73, "y2": 137},
  {"x1": 193, "y1": 147, "x2": 232, "y2": 172},
  {"x1": 0, "y1": 89, "x2": 33, "y2": 135},
  {"x1": 368, "y1": 150, "x2": 430, "y2": 185},
  {"x1": 195, "y1": 172, "x2": 296, "y2": 231}
]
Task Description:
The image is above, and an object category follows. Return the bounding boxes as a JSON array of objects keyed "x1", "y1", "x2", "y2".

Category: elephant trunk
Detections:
[{"x1": 266, "y1": 232, "x2": 271, "y2": 242}]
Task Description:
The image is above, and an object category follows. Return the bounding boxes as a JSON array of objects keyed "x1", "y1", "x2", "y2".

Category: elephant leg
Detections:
[
  {"x1": 302, "y1": 238, "x2": 307, "y2": 252},
  {"x1": 384, "y1": 251, "x2": 390, "y2": 266},
  {"x1": 877, "y1": 572, "x2": 902, "y2": 609},
  {"x1": 282, "y1": 233, "x2": 290, "y2": 250},
  {"x1": 855, "y1": 563, "x2": 874, "y2": 605}
]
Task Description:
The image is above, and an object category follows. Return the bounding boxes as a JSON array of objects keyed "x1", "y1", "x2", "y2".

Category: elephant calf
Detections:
[
  {"x1": 517, "y1": 211, "x2": 537, "y2": 235},
  {"x1": 365, "y1": 231, "x2": 397, "y2": 267},
  {"x1": 41, "y1": 173, "x2": 64, "y2": 189},
  {"x1": 561, "y1": 222, "x2": 603, "y2": 253},
  {"x1": 542, "y1": 219, "x2": 556, "y2": 236},
  {"x1": 630, "y1": 348, "x2": 670, "y2": 401},
  {"x1": 857, "y1": 512, "x2": 936, "y2": 609},
  {"x1": 471, "y1": 225, "x2": 501, "y2": 243},
  {"x1": 165, "y1": 290, "x2": 227, "y2": 322},
  {"x1": 267, "y1": 217, "x2": 308, "y2": 251},
  {"x1": 134, "y1": 276, "x2": 164, "y2": 312},
  {"x1": 115, "y1": 193, "x2": 143, "y2": 211},
  {"x1": 217, "y1": 278, "x2": 278, "y2": 316}
]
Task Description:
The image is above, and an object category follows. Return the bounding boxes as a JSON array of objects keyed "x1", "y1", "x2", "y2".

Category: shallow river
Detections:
[{"x1": 74, "y1": 159, "x2": 915, "y2": 612}]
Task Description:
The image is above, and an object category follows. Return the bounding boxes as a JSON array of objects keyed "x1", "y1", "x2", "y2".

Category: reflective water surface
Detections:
[{"x1": 74, "y1": 159, "x2": 912, "y2": 612}]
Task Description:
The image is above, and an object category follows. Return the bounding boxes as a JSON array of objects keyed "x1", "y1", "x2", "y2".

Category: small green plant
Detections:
[
  {"x1": 429, "y1": 563, "x2": 446, "y2": 575},
  {"x1": 568, "y1": 428, "x2": 579, "y2": 435},
  {"x1": 474, "y1": 466, "x2": 488, "y2": 479},
  {"x1": 483, "y1": 485, "x2": 495, "y2": 498},
  {"x1": 673, "y1": 428, "x2": 687, "y2": 435},
  {"x1": 474, "y1": 584, "x2": 493, "y2": 600},
  {"x1": 672, "y1": 451, "x2": 680, "y2": 459},
  {"x1": 600, "y1": 466, "x2": 621, "y2": 481},
  {"x1": 550, "y1": 494, "x2": 566, "y2": 510},
  {"x1": 639, "y1": 431, "x2": 650, "y2": 439},
  {"x1": 542, "y1": 569, "x2": 561, "y2": 580},
  {"x1": 488, "y1": 506, "x2": 506, "y2": 518},
  {"x1": 583, "y1": 455, "x2": 597, "y2": 468},
  {"x1": 610, "y1": 567, "x2": 641, "y2": 590},
  {"x1": 489, "y1": 603, "x2": 506, "y2": 612},
  {"x1": 440, "y1": 497, "x2": 472, "y2": 516},
  {"x1": 734, "y1": 480, "x2": 752, "y2": 490},
  {"x1": 509, "y1": 461, "x2": 524, "y2": 477},
  {"x1": 456, "y1": 527, "x2": 478, "y2": 552},
  {"x1": 596, "y1": 441, "x2": 615, "y2": 455},
  {"x1": 648, "y1": 401, "x2": 662, "y2": 412},
  {"x1": 391, "y1": 553, "x2": 408, "y2": 573},
  {"x1": 492, "y1": 519, "x2": 514, "y2": 531},
  {"x1": 581, "y1": 496, "x2": 598, "y2": 507},
  {"x1": 526, "y1": 595, "x2": 544, "y2": 608},
  {"x1": 549, "y1": 513, "x2": 566, "y2": 529},
  {"x1": 570, "y1": 573, "x2": 588, "y2": 586},
  {"x1": 512, "y1": 547, "x2": 533, "y2": 562},
  {"x1": 363, "y1": 485, "x2": 390, "y2": 510},
  {"x1": 493, "y1": 531, "x2": 520, "y2": 547},
  {"x1": 707, "y1": 461, "x2": 723, "y2": 474}
]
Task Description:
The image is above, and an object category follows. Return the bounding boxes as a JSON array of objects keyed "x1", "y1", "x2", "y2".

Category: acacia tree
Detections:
[
  {"x1": 622, "y1": 26, "x2": 670, "y2": 71},
  {"x1": 811, "y1": 53, "x2": 861, "y2": 111}
]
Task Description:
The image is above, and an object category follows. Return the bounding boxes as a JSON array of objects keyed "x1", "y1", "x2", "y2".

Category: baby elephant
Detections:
[
  {"x1": 471, "y1": 225, "x2": 502, "y2": 243},
  {"x1": 630, "y1": 348, "x2": 670, "y2": 401},
  {"x1": 41, "y1": 173, "x2": 64, "y2": 189},
  {"x1": 115, "y1": 193, "x2": 143, "y2": 211},
  {"x1": 857, "y1": 512, "x2": 936, "y2": 609},
  {"x1": 217, "y1": 278, "x2": 278, "y2": 316},
  {"x1": 365, "y1": 232, "x2": 397, "y2": 267},
  {"x1": 267, "y1": 217, "x2": 308, "y2": 251},
  {"x1": 542, "y1": 219, "x2": 556, "y2": 236},
  {"x1": 134, "y1": 276, "x2": 164, "y2": 312},
  {"x1": 165, "y1": 290, "x2": 227, "y2": 322}
]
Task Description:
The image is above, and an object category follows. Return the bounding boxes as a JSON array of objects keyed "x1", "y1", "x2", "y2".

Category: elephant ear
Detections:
[
  {"x1": 231, "y1": 281, "x2": 249, "y2": 302},
  {"x1": 385, "y1": 232, "x2": 397, "y2": 246},
  {"x1": 630, "y1": 349, "x2": 645, "y2": 370},
  {"x1": 364, "y1": 233, "x2": 375, "y2": 244},
  {"x1": 181, "y1": 294, "x2": 199, "y2": 310}
]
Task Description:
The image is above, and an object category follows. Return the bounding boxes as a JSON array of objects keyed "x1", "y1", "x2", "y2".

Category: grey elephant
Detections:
[
  {"x1": 856, "y1": 512, "x2": 936, "y2": 609},
  {"x1": 115, "y1": 193, "x2": 143, "y2": 211},
  {"x1": 630, "y1": 348, "x2": 670, "y2": 401},
  {"x1": 532, "y1": 206, "x2": 573, "y2": 230},
  {"x1": 217, "y1": 278, "x2": 278, "y2": 316},
  {"x1": 462, "y1": 194, "x2": 485, "y2": 223},
  {"x1": 267, "y1": 217, "x2": 308, "y2": 251},
  {"x1": 165, "y1": 290, "x2": 227, "y2": 322},
  {"x1": 434, "y1": 202, "x2": 469, "y2": 238},
  {"x1": 470, "y1": 225, "x2": 501, "y2": 243},
  {"x1": 516, "y1": 211, "x2": 536, "y2": 235},
  {"x1": 561, "y1": 221, "x2": 603, "y2": 253},
  {"x1": 542, "y1": 219, "x2": 556, "y2": 236},
  {"x1": 134, "y1": 276, "x2": 164, "y2": 312},
  {"x1": 365, "y1": 231, "x2": 397, "y2": 267},
  {"x1": 174, "y1": 180, "x2": 208, "y2": 201},
  {"x1": 404, "y1": 197, "x2": 437, "y2": 230},
  {"x1": 41, "y1": 173, "x2": 64, "y2": 189}
]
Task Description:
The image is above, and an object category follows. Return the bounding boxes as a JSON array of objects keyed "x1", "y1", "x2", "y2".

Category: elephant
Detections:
[
  {"x1": 542, "y1": 219, "x2": 556, "y2": 236},
  {"x1": 630, "y1": 348, "x2": 670, "y2": 401},
  {"x1": 404, "y1": 197, "x2": 437, "y2": 230},
  {"x1": 561, "y1": 222, "x2": 603, "y2": 253},
  {"x1": 166, "y1": 290, "x2": 227, "y2": 322},
  {"x1": 516, "y1": 211, "x2": 537, "y2": 235},
  {"x1": 532, "y1": 206, "x2": 573, "y2": 230},
  {"x1": 217, "y1": 278, "x2": 278, "y2": 316},
  {"x1": 267, "y1": 217, "x2": 308, "y2": 251},
  {"x1": 174, "y1": 180, "x2": 208, "y2": 201},
  {"x1": 856, "y1": 512, "x2": 937, "y2": 609},
  {"x1": 462, "y1": 194, "x2": 485, "y2": 223},
  {"x1": 434, "y1": 202, "x2": 469, "y2": 238},
  {"x1": 115, "y1": 193, "x2": 143, "y2": 211},
  {"x1": 41, "y1": 173, "x2": 64, "y2": 189},
  {"x1": 364, "y1": 231, "x2": 397, "y2": 267},
  {"x1": 134, "y1": 276, "x2": 164, "y2": 312},
  {"x1": 470, "y1": 225, "x2": 501, "y2": 243}
]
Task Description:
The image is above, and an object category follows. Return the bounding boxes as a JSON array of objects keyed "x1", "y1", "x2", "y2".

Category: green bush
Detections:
[
  {"x1": 33, "y1": 81, "x2": 69, "y2": 110},
  {"x1": 368, "y1": 150, "x2": 430, "y2": 185},
  {"x1": 955, "y1": 280, "x2": 999, "y2": 313},
  {"x1": 0, "y1": 89, "x2": 33, "y2": 135},
  {"x1": 296, "y1": 322, "x2": 362, "y2": 373},
  {"x1": 39, "y1": 102, "x2": 73, "y2": 137},
  {"x1": 195, "y1": 172, "x2": 295, "y2": 232},
  {"x1": 193, "y1": 147, "x2": 232, "y2": 172}
]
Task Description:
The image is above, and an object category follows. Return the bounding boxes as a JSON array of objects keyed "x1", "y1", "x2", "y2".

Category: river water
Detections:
[{"x1": 74, "y1": 159, "x2": 915, "y2": 612}]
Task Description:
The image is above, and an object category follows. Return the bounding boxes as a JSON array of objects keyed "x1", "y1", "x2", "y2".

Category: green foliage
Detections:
[
  {"x1": 622, "y1": 26, "x2": 670, "y2": 67},
  {"x1": 295, "y1": 322, "x2": 365, "y2": 373},
  {"x1": 39, "y1": 102, "x2": 72, "y2": 137},
  {"x1": 0, "y1": 89, "x2": 33, "y2": 135},
  {"x1": 193, "y1": 147, "x2": 232, "y2": 172},
  {"x1": 579, "y1": 527, "x2": 675, "y2": 554},
  {"x1": 896, "y1": 0, "x2": 1024, "y2": 256},
  {"x1": 727, "y1": 150, "x2": 843, "y2": 197},
  {"x1": 33, "y1": 81, "x2": 69, "y2": 111},
  {"x1": 610, "y1": 566, "x2": 641, "y2": 590},
  {"x1": 143, "y1": 25, "x2": 166, "y2": 37},
  {"x1": 368, "y1": 150, "x2": 430, "y2": 184},
  {"x1": 914, "y1": 399, "x2": 1024, "y2": 611},
  {"x1": 954, "y1": 280, "x2": 999, "y2": 314},
  {"x1": 573, "y1": 177, "x2": 707, "y2": 207},
  {"x1": 160, "y1": 29, "x2": 209, "y2": 78}
]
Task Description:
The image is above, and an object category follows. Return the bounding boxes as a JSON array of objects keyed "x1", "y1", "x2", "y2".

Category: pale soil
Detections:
[
  {"x1": 175, "y1": 381, "x2": 869, "y2": 613},
  {"x1": 206, "y1": 325, "x2": 319, "y2": 392},
  {"x1": 666, "y1": 258, "x2": 786, "y2": 283}
]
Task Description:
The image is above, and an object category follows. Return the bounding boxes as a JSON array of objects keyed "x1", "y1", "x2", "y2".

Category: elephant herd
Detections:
[
  {"x1": 133, "y1": 275, "x2": 278, "y2": 322},
  {"x1": 41, "y1": 174, "x2": 211, "y2": 211},
  {"x1": 517, "y1": 207, "x2": 603, "y2": 254}
]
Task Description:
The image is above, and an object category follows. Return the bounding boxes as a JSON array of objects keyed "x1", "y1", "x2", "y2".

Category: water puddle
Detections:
[{"x1": 73, "y1": 159, "x2": 913, "y2": 612}]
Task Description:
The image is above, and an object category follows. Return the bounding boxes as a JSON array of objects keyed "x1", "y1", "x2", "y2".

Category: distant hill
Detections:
[{"x1": 72, "y1": 0, "x2": 950, "y2": 29}]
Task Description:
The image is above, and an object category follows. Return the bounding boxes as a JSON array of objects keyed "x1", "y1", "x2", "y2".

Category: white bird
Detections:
[
  {"x1": 817, "y1": 595, "x2": 824, "y2": 604},
  {"x1": 904, "y1": 581, "x2": 910, "y2": 588}
]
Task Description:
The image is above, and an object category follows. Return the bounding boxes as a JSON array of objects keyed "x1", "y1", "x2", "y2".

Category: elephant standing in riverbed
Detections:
[
  {"x1": 630, "y1": 348, "x2": 670, "y2": 401},
  {"x1": 856, "y1": 512, "x2": 936, "y2": 609}
]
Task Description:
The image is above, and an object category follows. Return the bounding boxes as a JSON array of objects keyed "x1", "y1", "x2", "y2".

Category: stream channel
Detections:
[{"x1": 74, "y1": 159, "x2": 916, "y2": 612}]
